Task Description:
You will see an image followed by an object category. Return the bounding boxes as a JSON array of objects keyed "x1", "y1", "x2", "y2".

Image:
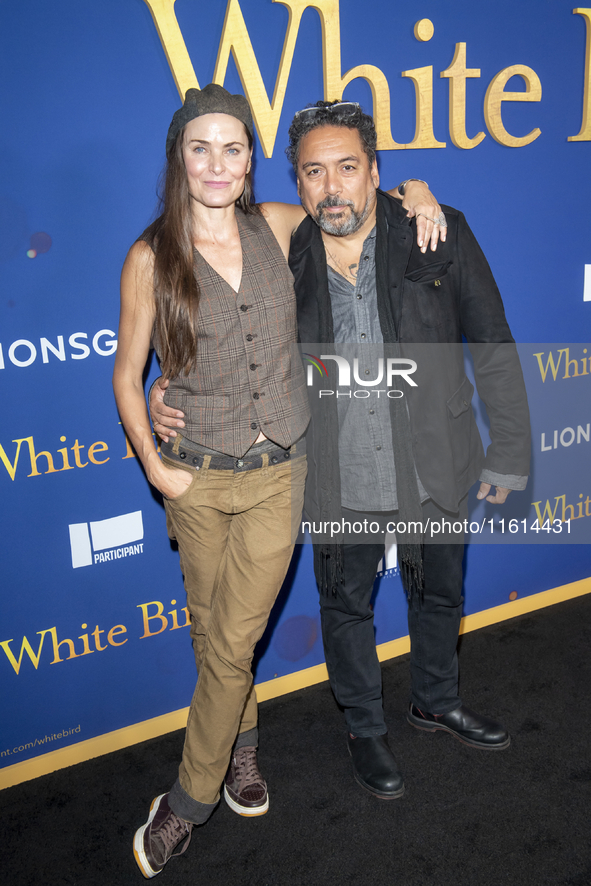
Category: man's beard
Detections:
[{"x1": 309, "y1": 194, "x2": 373, "y2": 236}]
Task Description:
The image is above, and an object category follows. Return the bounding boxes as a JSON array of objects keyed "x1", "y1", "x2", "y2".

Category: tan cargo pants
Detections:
[{"x1": 163, "y1": 448, "x2": 306, "y2": 810}]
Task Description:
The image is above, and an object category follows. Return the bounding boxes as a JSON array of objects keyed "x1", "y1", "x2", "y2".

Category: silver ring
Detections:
[{"x1": 418, "y1": 212, "x2": 447, "y2": 226}]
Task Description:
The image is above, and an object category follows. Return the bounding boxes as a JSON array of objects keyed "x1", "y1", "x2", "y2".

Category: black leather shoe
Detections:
[
  {"x1": 407, "y1": 703, "x2": 510, "y2": 750},
  {"x1": 347, "y1": 734, "x2": 405, "y2": 799}
]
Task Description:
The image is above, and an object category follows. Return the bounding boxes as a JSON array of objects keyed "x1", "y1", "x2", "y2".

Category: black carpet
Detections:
[{"x1": 3, "y1": 595, "x2": 591, "y2": 886}]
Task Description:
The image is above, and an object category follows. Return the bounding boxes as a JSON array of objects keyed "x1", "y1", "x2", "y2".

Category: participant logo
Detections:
[{"x1": 69, "y1": 510, "x2": 144, "y2": 568}]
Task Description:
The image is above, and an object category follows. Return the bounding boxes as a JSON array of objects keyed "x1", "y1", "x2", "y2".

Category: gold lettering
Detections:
[
  {"x1": 310, "y1": 0, "x2": 403, "y2": 149},
  {"x1": 92, "y1": 625, "x2": 109, "y2": 652},
  {"x1": 57, "y1": 436, "x2": 75, "y2": 471},
  {"x1": 24, "y1": 438, "x2": 59, "y2": 477},
  {"x1": 484, "y1": 64, "x2": 542, "y2": 147},
  {"x1": 138, "y1": 601, "x2": 168, "y2": 638},
  {"x1": 145, "y1": 0, "x2": 403, "y2": 154},
  {"x1": 401, "y1": 66, "x2": 446, "y2": 149},
  {"x1": 561, "y1": 348, "x2": 585, "y2": 378},
  {"x1": 88, "y1": 441, "x2": 109, "y2": 465},
  {"x1": 168, "y1": 603, "x2": 191, "y2": 630},
  {"x1": 533, "y1": 350, "x2": 565, "y2": 382},
  {"x1": 440, "y1": 43, "x2": 485, "y2": 150},
  {"x1": 414, "y1": 19, "x2": 434, "y2": 43},
  {"x1": 71, "y1": 439, "x2": 88, "y2": 468},
  {"x1": 50, "y1": 628, "x2": 80, "y2": 664},
  {"x1": 0, "y1": 629, "x2": 54, "y2": 675},
  {"x1": 0, "y1": 437, "x2": 31, "y2": 481},
  {"x1": 531, "y1": 496, "x2": 563, "y2": 525},
  {"x1": 213, "y1": 0, "x2": 315, "y2": 156},
  {"x1": 107, "y1": 625, "x2": 128, "y2": 646},
  {"x1": 561, "y1": 496, "x2": 575, "y2": 522},
  {"x1": 569, "y1": 9, "x2": 591, "y2": 141},
  {"x1": 142, "y1": 0, "x2": 199, "y2": 96},
  {"x1": 78, "y1": 625, "x2": 94, "y2": 657}
]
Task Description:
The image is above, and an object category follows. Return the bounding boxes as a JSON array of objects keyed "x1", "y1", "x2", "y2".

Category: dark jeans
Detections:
[{"x1": 313, "y1": 498, "x2": 466, "y2": 737}]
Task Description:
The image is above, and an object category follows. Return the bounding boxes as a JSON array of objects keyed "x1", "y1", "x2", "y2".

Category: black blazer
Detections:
[{"x1": 289, "y1": 190, "x2": 530, "y2": 516}]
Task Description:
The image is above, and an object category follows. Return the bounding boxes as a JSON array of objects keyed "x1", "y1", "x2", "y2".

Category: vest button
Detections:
[
  {"x1": 284, "y1": 452, "x2": 290, "y2": 459},
  {"x1": 246, "y1": 334, "x2": 253, "y2": 341},
  {"x1": 271, "y1": 456, "x2": 278, "y2": 464},
  {"x1": 253, "y1": 392, "x2": 259, "y2": 399},
  {"x1": 240, "y1": 304, "x2": 248, "y2": 312},
  {"x1": 179, "y1": 451, "x2": 186, "y2": 459},
  {"x1": 251, "y1": 422, "x2": 257, "y2": 429}
]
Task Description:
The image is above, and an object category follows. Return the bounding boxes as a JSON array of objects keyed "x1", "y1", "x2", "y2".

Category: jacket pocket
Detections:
[
  {"x1": 404, "y1": 261, "x2": 454, "y2": 329},
  {"x1": 446, "y1": 375, "x2": 474, "y2": 418},
  {"x1": 405, "y1": 259, "x2": 453, "y2": 284}
]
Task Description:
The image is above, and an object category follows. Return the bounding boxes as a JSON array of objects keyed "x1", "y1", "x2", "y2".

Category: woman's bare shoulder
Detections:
[
  {"x1": 121, "y1": 239, "x2": 156, "y2": 309},
  {"x1": 259, "y1": 202, "x2": 307, "y2": 258},
  {"x1": 260, "y1": 202, "x2": 306, "y2": 234}
]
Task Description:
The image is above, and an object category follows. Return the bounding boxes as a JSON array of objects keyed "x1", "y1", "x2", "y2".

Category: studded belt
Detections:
[{"x1": 161, "y1": 435, "x2": 299, "y2": 473}]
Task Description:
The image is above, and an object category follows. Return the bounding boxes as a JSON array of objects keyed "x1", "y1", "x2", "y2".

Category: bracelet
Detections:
[{"x1": 397, "y1": 178, "x2": 428, "y2": 197}]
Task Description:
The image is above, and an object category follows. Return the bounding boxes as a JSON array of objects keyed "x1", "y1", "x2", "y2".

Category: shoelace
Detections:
[
  {"x1": 234, "y1": 748, "x2": 263, "y2": 787},
  {"x1": 157, "y1": 813, "x2": 191, "y2": 855}
]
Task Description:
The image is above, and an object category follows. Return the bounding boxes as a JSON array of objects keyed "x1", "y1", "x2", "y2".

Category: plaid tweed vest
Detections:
[{"x1": 160, "y1": 211, "x2": 309, "y2": 457}]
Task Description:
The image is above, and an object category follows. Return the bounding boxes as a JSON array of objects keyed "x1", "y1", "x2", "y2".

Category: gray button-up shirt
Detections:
[{"x1": 328, "y1": 227, "x2": 428, "y2": 511}]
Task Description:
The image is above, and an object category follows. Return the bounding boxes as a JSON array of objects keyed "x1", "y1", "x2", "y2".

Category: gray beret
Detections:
[{"x1": 166, "y1": 84, "x2": 254, "y2": 157}]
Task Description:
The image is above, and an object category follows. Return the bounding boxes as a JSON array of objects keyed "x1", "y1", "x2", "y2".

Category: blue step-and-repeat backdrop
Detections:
[{"x1": 1, "y1": 0, "x2": 590, "y2": 777}]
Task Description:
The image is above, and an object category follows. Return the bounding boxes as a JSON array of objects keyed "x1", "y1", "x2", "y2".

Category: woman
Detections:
[
  {"x1": 115, "y1": 83, "x2": 312, "y2": 879},
  {"x1": 114, "y1": 84, "x2": 443, "y2": 879}
]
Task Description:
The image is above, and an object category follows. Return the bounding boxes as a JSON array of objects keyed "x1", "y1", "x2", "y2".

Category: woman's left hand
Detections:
[{"x1": 400, "y1": 180, "x2": 447, "y2": 254}]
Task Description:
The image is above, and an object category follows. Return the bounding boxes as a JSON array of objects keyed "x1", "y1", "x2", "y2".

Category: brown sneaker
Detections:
[
  {"x1": 133, "y1": 793, "x2": 192, "y2": 878},
  {"x1": 223, "y1": 746, "x2": 269, "y2": 816}
]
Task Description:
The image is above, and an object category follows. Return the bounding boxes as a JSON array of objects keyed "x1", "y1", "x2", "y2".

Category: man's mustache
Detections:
[{"x1": 315, "y1": 195, "x2": 355, "y2": 212}]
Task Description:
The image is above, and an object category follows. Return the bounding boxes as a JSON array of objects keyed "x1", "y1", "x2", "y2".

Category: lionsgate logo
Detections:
[
  {"x1": 69, "y1": 510, "x2": 144, "y2": 569},
  {"x1": 303, "y1": 353, "x2": 417, "y2": 399},
  {"x1": 0, "y1": 329, "x2": 117, "y2": 371}
]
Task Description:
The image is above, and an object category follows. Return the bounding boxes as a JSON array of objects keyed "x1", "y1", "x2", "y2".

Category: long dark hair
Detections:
[{"x1": 145, "y1": 124, "x2": 259, "y2": 379}]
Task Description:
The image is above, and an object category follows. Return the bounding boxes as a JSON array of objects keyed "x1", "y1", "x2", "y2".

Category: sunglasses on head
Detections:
[{"x1": 293, "y1": 101, "x2": 361, "y2": 122}]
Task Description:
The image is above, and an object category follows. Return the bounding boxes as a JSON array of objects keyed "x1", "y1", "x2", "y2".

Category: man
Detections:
[{"x1": 152, "y1": 101, "x2": 530, "y2": 801}]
